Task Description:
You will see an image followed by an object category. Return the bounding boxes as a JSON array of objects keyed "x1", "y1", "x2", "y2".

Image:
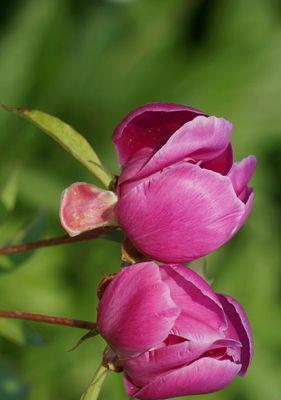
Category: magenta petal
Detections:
[
  {"x1": 202, "y1": 143, "x2": 233, "y2": 175},
  {"x1": 218, "y1": 294, "x2": 253, "y2": 375},
  {"x1": 116, "y1": 162, "x2": 244, "y2": 262},
  {"x1": 130, "y1": 357, "x2": 241, "y2": 400},
  {"x1": 159, "y1": 265, "x2": 227, "y2": 342},
  {"x1": 113, "y1": 103, "x2": 204, "y2": 166},
  {"x1": 123, "y1": 337, "x2": 240, "y2": 388},
  {"x1": 138, "y1": 116, "x2": 233, "y2": 178},
  {"x1": 236, "y1": 190, "x2": 254, "y2": 232},
  {"x1": 59, "y1": 182, "x2": 117, "y2": 236},
  {"x1": 228, "y1": 156, "x2": 257, "y2": 198},
  {"x1": 97, "y1": 262, "x2": 179, "y2": 358},
  {"x1": 117, "y1": 148, "x2": 155, "y2": 189}
]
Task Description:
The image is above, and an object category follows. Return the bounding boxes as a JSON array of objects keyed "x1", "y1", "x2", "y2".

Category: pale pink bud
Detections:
[{"x1": 60, "y1": 182, "x2": 117, "y2": 236}]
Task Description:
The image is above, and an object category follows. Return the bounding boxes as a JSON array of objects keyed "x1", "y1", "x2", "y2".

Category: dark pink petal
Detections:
[
  {"x1": 60, "y1": 182, "x2": 117, "y2": 236},
  {"x1": 218, "y1": 294, "x2": 253, "y2": 375},
  {"x1": 117, "y1": 148, "x2": 155, "y2": 189},
  {"x1": 113, "y1": 103, "x2": 204, "y2": 166},
  {"x1": 116, "y1": 162, "x2": 244, "y2": 262},
  {"x1": 126, "y1": 357, "x2": 241, "y2": 399},
  {"x1": 137, "y1": 116, "x2": 233, "y2": 179},
  {"x1": 202, "y1": 143, "x2": 233, "y2": 175},
  {"x1": 159, "y1": 265, "x2": 227, "y2": 342},
  {"x1": 97, "y1": 262, "x2": 180, "y2": 358},
  {"x1": 228, "y1": 156, "x2": 257, "y2": 199},
  {"x1": 236, "y1": 190, "x2": 254, "y2": 232},
  {"x1": 123, "y1": 338, "x2": 240, "y2": 388}
]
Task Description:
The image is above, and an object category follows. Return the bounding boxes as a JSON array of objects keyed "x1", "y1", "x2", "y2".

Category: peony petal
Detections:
[
  {"x1": 159, "y1": 265, "x2": 227, "y2": 342},
  {"x1": 218, "y1": 294, "x2": 253, "y2": 375},
  {"x1": 59, "y1": 182, "x2": 117, "y2": 236},
  {"x1": 117, "y1": 148, "x2": 155, "y2": 190},
  {"x1": 127, "y1": 357, "x2": 241, "y2": 400},
  {"x1": 113, "y1": 103, "x2": 204, "y2": 166},
  {"x1": 123, "y1": 337, "x2": 240, "y2": 388},
  {"x1": 137, "y1": 116, "x2": 233, "y2": 179},
  {"x1": 236, "y1": 189, "x2": 254, "y2": 232},
  {"x1": 116, "y1": 162, "x2": 245, "y2": 262},
  {"x1": 228, "y1": 156, "x2": 257, "y2": 198},
  {"x1": 97, "y1": 262, "x2": 179, "y2": 358},
  {"x1": 202, "y1": 143, "x2": 233, "y2": 175}
]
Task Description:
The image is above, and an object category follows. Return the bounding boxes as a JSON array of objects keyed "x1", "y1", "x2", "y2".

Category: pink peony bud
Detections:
[
  {"x1": 60, "y1": 182, "x2": 117, "y2": 236},
  {"x1": 113, "y1": 103, "x2": 256, "y2": 262},
  {"x1": 97, "y1": 262, "x2": 253, "y2": 400}
]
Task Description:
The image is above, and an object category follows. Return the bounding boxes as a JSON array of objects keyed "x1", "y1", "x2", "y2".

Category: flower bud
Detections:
[
  {"x1": 98, "y1": 262, "x2": 253, "y2": 400},
  {"x1": 60, "y1": 182, "x2": 117, "y2": 236},
  {"x1": 113, "y1": 103, "x2": 256, "y2": 262}
]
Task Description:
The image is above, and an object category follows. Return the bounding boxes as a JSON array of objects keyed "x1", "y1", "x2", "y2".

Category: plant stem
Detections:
[
  {"x1": 0, "y1": 310, "x2": 98, "y2": 331},
  {"x1": 81, "y1": 363, "x2": 109, "y2": 400},
  {"x1": 0, "y1": 226, "x2": 116, "y2": 256}
]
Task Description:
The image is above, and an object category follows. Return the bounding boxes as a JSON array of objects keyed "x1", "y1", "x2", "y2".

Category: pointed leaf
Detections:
[{"x1": 1, "y1": 104, "x2": 114, "y2": 188}]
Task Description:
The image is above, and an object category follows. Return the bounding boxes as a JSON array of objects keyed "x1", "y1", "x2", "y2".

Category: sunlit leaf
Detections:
[
  {"x1": 81, "y1": 364, "x2": 109, "y2": 400},
  {"x1": 1, "y1": 104, "x2": 114, "y2": 188}
]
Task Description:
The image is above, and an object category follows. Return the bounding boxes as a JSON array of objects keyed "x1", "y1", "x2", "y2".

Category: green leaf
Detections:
[
  {"x1": 1, "y1": 104, "x2": 114, "y2": 189},
  {"x1": 81, "y1": 364, "x2": 108, "y2": 400},
  {"x1": 0, "y1": 164, "x2": 19, "y2": 212}
]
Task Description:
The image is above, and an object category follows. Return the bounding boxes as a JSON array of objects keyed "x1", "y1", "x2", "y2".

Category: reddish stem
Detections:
[
  {"x1": 0, "y1": 310, "x2": 98, "y2": 331},
  {"x1": 0, "y1": 226, "x2": 116, "y2": 256}
]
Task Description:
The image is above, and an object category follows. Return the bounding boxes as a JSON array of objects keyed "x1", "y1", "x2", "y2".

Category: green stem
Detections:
[{"x1": 81, "y1": 363, "x2": 109, "y2": 400}]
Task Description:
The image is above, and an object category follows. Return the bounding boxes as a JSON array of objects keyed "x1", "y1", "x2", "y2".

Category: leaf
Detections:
[
  {"x1": 81, "y1": 363, "x2": 108, "y2": 400},
  {"x1": 0, "y1": 164, "x2": 19, "y2": 212},
  {"x1": 1, "y1": 104, "x2": 114, "y2": 189}
]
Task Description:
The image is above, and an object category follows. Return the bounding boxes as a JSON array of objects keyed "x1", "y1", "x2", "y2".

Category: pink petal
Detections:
[
  {"x1": 236, "y1": 189, "x2": 254, "y2": 232},
  {"x1": 159, "y1": 265, "x2": 227, "y2": 342},
  {"x1": 60, "y1": 182, "x2": 117, "y2": 236},
  {"x1": 116, "y1": 162, "x2": 244, "y2": 262},
  {"x1": 202, "y1": 143, "x2": 233, "y2": 175},
  {"x1": 228, "y1": 156, "x2": 257, "y2": 199},
  {"x1": 126, "y1": 357, "x2": 241, "y2": 399},
  {"x1": 97, "y1": 262, "x2": 180, "y2": 358},
  {"x1": 218, "y1": 294, "x2": 253, "y2": 375},
  {"x1": 113, "y1": 103, "x2": 204, "y2": 166},
  {"x1": 117, "y1": 148, "x2": 155, "y2": 189},
  {"x1": 123, "y1": 338, "x2": 240, "y2": 388},
  {"x1": 137, "y1": 116, "x2": 233, "y2": 179}
]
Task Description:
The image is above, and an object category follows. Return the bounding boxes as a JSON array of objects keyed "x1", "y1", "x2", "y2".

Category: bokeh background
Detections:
[{"x1": 0, "y1": 0, "x2": 280, "y2": 399}]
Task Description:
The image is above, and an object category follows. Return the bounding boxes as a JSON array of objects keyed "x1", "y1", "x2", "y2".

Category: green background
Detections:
[{"x1": 0, "y1": 0, "x2": 280, "y2": 399}]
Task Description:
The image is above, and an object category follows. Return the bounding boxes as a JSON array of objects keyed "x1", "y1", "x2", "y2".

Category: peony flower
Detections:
[
  {"x1": 97, "y1": 262, "x2": 253, "y2": 400},
  {"x1": 60, "y1": 103, "x2": 256, "y2": 263},
  {"x1": 114, "y1": 103, "x2": 256, "y2": 262}
]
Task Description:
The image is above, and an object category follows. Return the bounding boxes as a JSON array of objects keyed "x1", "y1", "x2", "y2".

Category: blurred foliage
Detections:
[{"x1": 0, "y1": 0, "x2": 280, "y2": 399}]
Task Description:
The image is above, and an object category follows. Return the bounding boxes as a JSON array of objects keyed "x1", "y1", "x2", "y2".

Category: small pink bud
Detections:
[{"x1": 60, "y1": 182, "x2": 117, "y2": 236}]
